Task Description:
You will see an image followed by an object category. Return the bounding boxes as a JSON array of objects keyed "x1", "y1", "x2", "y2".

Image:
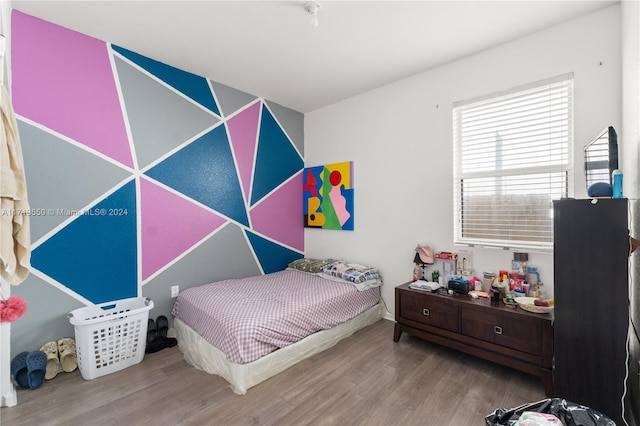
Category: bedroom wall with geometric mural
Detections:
[{"x1": 9, "y1": 10, "x2": 304, "y2": 357}]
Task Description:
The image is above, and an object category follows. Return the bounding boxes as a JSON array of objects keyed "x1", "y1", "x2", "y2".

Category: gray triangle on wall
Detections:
[
  {"x1": 210, "y1": 80, "x2": 258, "y2": 118},
  {"x1": 19, "y1": 120, "x2": 132, "y2": 241},
  {"x1": 114, "y1": 56, "x2": 220, "y2": 169}
]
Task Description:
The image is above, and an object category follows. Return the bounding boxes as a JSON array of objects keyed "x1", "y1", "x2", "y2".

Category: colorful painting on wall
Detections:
[{"x1": 303, "y1": 161, "x2": 354, "y2": 230}]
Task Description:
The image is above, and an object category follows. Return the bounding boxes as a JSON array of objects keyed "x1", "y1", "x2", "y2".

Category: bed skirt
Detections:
[{"x1": 173, "y1": 302, "x2": 385, "y2": 395}]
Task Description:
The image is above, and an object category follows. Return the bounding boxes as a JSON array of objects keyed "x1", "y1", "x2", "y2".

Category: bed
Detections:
[{"x1": 171, "y1": 259, "x2": 384, "y2": 394}]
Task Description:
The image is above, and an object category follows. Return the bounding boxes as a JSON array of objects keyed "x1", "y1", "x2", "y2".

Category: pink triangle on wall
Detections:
[
  {"x1": 250, "y1": 173, "x2": 303, "y2": 251},
  {"x1": 140, "y1": 177, "x2": 227, "y2": 280},
  {"x1": 227, "y1": 102, "x2": 261, "y2": 202},
  {"x1": 12, "y1": 11, "x2": 134, "y2": 168}
]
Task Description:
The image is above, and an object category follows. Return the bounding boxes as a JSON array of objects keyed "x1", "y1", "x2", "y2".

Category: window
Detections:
[{"x1": 453, "y1": 74, "x2": 573, "y2": 251}]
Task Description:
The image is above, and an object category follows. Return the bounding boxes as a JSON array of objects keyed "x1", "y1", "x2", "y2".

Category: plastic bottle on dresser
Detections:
[
  {"x1": 474, "y1": 278, "x2": 482, "y2": 292},
  {"x1": 502, "y1": 273, "x2": 510, "y2": 291},
  {"x1": 531, "y1": 282, "x2": 544, "y2": 298},
  {"x1": 612, "y1": 170, "x2": 623, "y2": 198},
  {"x1": 495, "y1": 274, "x2": 508, "y2": 298}
]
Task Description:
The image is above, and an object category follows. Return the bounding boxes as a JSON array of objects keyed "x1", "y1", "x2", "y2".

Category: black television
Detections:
[{"x1": 584, "y1": 126, "x2": 618, "y2": 192}]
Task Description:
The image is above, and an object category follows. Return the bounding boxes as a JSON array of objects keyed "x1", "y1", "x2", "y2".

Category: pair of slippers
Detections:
[
  {"x1": 39, "y1": 338, "x2": 78, "y2": 380},
  {"x1": 11, "y1": 351, "x2": 47, "y2": 390},
  {"x1": 146, "y1": 315, "x2": 177, "y2": 354}
]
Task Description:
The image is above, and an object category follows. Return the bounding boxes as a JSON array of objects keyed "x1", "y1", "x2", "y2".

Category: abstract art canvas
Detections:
[{"x1": 303, "y1": 161, "x2": 354, "y2": 230}]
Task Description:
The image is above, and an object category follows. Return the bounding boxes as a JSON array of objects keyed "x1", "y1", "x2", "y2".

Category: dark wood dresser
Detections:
[{"x1": 394, "y1": 282, "x2": 553, "y2": 396}]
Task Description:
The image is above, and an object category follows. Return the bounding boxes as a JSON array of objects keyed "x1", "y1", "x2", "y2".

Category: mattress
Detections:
[
  {"x1": 172, "y1": 269, "x2": 381, "y2": 364},
  {"x1": 174, "y1": 302, "x2": 385, "y2": 395}
]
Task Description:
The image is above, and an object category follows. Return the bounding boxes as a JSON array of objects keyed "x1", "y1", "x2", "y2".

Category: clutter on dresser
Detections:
[
  {"x1": 482, "y1": 272, "x2": 496, "y2": 292},
  {"x1": 511, "y1": 252, "x2": 528, "y2": 274},
  {"x1": 410, "y1": 244, "x2": 442, "y2": 290},
  {"x1": 412, "y1": 244, "x2": 435, "y2": 281},
  {"x1": 448, "y1": 277, "x2": 470, "y2": 294},
  {"x1": 409, "y1": 248, "x2": 551, "y2": 312},
  {"x1": 408, "y1": 280, "x2": 441, "y2": 291},
  {"x1": 435, "y1": 251, "x2": 457, "y2": 284},
  {"x1": 490, "y1": 287, "x2": 501, "y2": 302},
  {"x1": 412, "y1": 262, "x2": 423, "y2": 281},
  {"x1": 456, "y1": 250, "x2": 474, "y2": 279}
]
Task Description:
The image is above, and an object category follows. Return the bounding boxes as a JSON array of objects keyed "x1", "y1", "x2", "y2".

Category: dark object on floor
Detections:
[
  {"x1": 146, "y1": 318, "x2": 157, "y2": 346},
  {"x1": 145, "y1": 315, "x2": 177, "y2": 354},
  {"x1": 26, "y1": 351, "x2": 47, "y2": 390},
  {"x1": 485, "y1": 398, "x2": 616, "y2": 426},
  {"x1": 145, "y1": 336, "x2": 177, "y2": 354},
  {"x1": 11, "y1": 351, "x2": 29, "y2": 389},
  {"x1": 156, "y1": 315, "x2": 169, "y2": 338}
]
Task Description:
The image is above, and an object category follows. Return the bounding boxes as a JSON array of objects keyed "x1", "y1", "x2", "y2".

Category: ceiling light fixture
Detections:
[{"x1": 305, "y1": 2, "x2": 321, "y2": 28}]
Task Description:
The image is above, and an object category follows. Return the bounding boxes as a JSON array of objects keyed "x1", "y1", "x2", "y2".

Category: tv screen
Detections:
[{"x1": 584, "y1": 126, "x2": 618, "y2": 191}]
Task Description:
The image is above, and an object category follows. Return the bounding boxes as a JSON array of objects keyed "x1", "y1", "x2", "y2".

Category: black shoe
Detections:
[
  {"x1": 161, "y1": 336, "x2": 177, "y2": 348},
  {"x1": 146, "y1": 319, "x2": 157, "y2": 347},
  {"x1": 146, "y1": 316, "x2": 175, "y2": 354},
  {"x1": 156, "y1": 315, "x2": 169, "y2": 339},
  {"x1": 145, "y1": 336, "x2": 177, "y2": 353}
]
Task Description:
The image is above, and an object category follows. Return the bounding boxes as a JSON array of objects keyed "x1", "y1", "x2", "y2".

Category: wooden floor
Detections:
[{"x1": 1, "y1": 319, "x2": 545, "y2": 426}]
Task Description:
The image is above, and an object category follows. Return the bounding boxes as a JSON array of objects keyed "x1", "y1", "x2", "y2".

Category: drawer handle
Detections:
[
  {"x1": 423, "y1": 308, "x2": 430, "y2": 316},
  {"x1": 494, "y1": 326, "x2": 503, "y2": 335}
]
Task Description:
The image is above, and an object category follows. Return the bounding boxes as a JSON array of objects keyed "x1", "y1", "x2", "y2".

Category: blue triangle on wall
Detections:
[
  {"x1": 145, "y1": 125, "x2": 249, "y2": 227},
  {"x1": 112, "y1": 44, "x2": 220, "y2": 116},
  {"x1": 246, "y1": 230, "x2": 303, "y2": 274},
  {"x1": 251, "y1": 104, "x2": 303, "y2": 205},
  {"x1": 31, "y1": 180, "x2": 138, "y2": 304}
]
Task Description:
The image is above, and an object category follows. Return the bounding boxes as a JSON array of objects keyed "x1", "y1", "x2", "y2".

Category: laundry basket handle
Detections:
[{"x1": 68, "y1": 297, "x2": 154, "y2": 326}]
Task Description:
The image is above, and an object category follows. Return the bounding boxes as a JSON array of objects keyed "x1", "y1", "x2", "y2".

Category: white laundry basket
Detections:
[{"x1": 68, "y1": 297, "x2": 154, "y2": 380}]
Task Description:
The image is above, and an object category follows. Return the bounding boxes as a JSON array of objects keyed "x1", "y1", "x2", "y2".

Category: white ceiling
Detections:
[{"x1": 11, "y1": 0, "x2": 618, "y2": 113}]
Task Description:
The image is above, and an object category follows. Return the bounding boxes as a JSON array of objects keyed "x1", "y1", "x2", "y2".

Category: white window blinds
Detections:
[{"x1": 453, "y1": 74, "x2": 574, "y2": 250}]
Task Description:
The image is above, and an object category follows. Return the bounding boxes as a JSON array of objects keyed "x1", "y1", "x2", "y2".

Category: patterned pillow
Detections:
[
  {"x1": 287, "y1": 258, "x2": 336, "y2": 274},
  {"x1": 322, "y1": 261, "x2": 382, "y2": 284}
]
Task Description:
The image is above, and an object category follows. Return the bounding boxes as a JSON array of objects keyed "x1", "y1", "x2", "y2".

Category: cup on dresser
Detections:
[
  {"x1": 495, "y1": 282, "x2": 507, "y2": 299},
  {"x1": 514, "y1": 288, "x2": 526, "y2": 299},
  {"x1": 490, "y1": 287, "x2": 501, "y2": 303}
]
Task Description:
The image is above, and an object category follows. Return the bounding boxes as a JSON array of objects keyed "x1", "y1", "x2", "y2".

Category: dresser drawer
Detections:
[
  {"x1": 397, "y1": 290, "x2": 459, "y2": 332},
  {"x1": 461, "y1": 307, "x2": 542, "y2": 356}
]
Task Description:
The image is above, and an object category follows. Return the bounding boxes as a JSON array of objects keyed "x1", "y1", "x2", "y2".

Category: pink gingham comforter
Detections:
[{"x1": 172, "y1": 269, "x2": 381, "y2": 364}]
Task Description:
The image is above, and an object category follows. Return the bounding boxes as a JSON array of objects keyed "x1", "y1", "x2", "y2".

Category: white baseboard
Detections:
[{"x1": 1, "y1": 386, "x2": 17, "y2": 407}]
